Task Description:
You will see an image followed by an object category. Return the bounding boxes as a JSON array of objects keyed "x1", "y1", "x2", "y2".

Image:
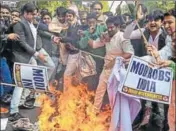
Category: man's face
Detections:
[
  {"x1": 87, "y1": 18, "x2": 97, "y2": 28},
  {"x1": 65, "y1": 13, "x2": 74, "y2": 24},
  {"x1": 1, "y1": 8, "x2": 11, "y2": 21},
  {"x1": 57, "y1": 15, "x2": 65, "y2": 24},
  {"x1": 33, "y1": 9, "x2": 38, "y2": 18},
  {"x1": 80, "y1": 14, "x2": 87, "y2": 25},
  {"x1": 163, "y1": 15, "x2": 175, "y2": 35},
  {"x1": 107, "y1": 23, "x2": 118, "y2": 37},
  {"x1": 148, "y1": 19, "x2": 162, "y2": 32},
  {"x1": 24, "y1": 12, "x2": 34, "y2": 22},
  {"x1": 93, "y1": 4, "x2": 102, "y2": 17},
  {"x1": 11, "y1": 11, "x2": 20, "y2": 20},
  {"x1": 42, "y1": 15, "x2": 51, "y2": 25}
]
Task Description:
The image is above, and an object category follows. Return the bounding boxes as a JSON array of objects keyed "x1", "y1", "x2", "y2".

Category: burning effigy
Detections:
[{"x1": 36, "y1": 81, "x2": 111, "y2": 131}]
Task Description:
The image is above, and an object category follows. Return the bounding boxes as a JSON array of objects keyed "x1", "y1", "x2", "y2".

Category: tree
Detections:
[
  {"x1": 143, "y1": 0, "x2": 175, "y2": 12},
  {"x1": 36, "y1": 1, "x2": 67, "y2": 15},
  {"x1": 101, "y1": 1, "x2": 109, "y2": 12}
]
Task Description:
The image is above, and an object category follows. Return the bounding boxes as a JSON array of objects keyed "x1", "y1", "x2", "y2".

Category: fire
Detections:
[{"x1": 37, "y1": 78, "x2": 111, "y2": 131}]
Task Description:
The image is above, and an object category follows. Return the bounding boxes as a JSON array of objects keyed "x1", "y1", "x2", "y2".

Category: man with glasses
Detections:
[{"x1": 90, "y1": 2, "x2": 108, "y2": 25}]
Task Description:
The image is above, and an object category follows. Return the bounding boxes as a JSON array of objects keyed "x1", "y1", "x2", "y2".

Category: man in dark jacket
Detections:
[{"x1": 9, "y1": 3, "x2": 55, "y2": 123}]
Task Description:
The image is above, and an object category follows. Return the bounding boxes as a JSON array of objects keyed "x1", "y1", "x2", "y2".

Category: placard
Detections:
[
  {"x1": 121, "y1": 56, "x2": 173, "y2": 104},
  {"x1": 14, "y1": 63, "x2": 49, "y2": 91}
]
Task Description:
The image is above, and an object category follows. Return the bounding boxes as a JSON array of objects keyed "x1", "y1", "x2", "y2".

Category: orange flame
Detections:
[{"x1": 37, "y1": 78, "x2": 111, "y2": 131}]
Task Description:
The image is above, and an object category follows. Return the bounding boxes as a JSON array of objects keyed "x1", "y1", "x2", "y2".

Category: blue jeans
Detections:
[{"x1": 0, "y1": 57, "x2": 13, "y2": 97}]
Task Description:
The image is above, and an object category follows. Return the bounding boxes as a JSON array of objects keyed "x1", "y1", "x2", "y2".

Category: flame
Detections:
[{"x1": 37, "y1": 77, "x2": 111, "y2": 131}]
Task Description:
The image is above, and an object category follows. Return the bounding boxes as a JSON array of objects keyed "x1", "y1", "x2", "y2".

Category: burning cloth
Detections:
[{"x1": 107, "y1": 57, "x2": 141, "y2": 131}]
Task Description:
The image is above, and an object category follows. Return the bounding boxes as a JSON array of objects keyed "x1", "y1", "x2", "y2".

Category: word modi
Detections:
[{"x1": 22, "y1": 68, "x2": 45, "y2": 90}]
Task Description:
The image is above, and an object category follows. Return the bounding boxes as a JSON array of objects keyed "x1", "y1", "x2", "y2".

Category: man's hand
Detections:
[
  {"x1": 100, "y1": 32, "x2": 110, "y2": 43},
  {"x1": 7, "y1": 33, "x2": 20, "y2": 41},
  {"x1": 89, "y1": 26, "x2": 95, "y2": 34},
  {"x1": 146, "y1": 45, "x2": 159, "y2": 57},
  {"x1": 38, "y1": 53, "x2": 47, "y2": 63},
  {"x1": 88, "y1": 39, "x2": 94, "y2": 48},
  {"x1": 136, "y1": 4, "x2": 144, "y2": 21},
  {"x1": 52, "y1": 36, "x2": 61, "y2": 44},
  {"x1": 157, "y1": 60, "x2": 172, "y2": 68}
]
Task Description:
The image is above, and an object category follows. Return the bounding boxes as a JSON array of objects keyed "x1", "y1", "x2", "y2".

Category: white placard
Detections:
[
  {"x1": 13, "y1": 63, "x2": 49, "y2": 92},
  {"x1": 121, "y1": 56, "x2": 173, "y2": 104},
  {"x1": 1, "y1": 118, "x2": 8, "y2": 130}
]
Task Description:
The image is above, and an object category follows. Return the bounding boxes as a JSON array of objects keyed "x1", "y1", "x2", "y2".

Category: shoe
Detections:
[
  {"x1": 1, "y1": 94, "x2": 12, "y2": 104},
  {"x1": 19, "y1": 98, "x2": 35, "y2": 109},
  {"x1": 8, "y1": 113, "x2": 25, "y2": 123}
]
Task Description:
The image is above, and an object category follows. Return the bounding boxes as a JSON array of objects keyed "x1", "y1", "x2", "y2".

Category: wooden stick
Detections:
[
  {"x1": 134, "y1": 1, "x2": 159, "y2": 62},
  {"x1": 0, "y1": 83, "x2": 53, "y2": 94}
]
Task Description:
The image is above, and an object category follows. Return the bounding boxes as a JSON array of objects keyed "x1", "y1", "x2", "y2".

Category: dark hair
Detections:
[
  {"x1": 106, "y1": 15, "x2": 125, "y2": 26},
  {"x1": 87, "y1": 12, "x2": 97, "y2": 20},
  {"x1": 11, "y1": 8, "x2": 20, "y2": 14},
  {"x1": 164, "y1": 9, "x2": 176, "y2": 18},
  {"x1": 91, "y1": 2, "x2": 103, "y2": 9},
  {"x1": 65, "y1": 9, "x2": 75, "y2": 17},
  {"x1": 103, "y1": 11, "x2": 113, "y2": 17},
  {"x1": 79, "y1": 11, "x2": 88, "y2": 17},
  {"x1": 147, "y1": 9, "x2": 164, "y2": 21},
  {"x1": 56, "y1": 6, "x2": 67, "y2": 16},
  {"x1": 40, "y1": 9, "x2": 48, "y2": 16},
  {"x1": 41, "y1": 12, "x2": 52, "y2": 19},
  {"x1": 1, "y1": 5, "x2": 11, "y2": 12},
  {"x1": 21, "y1": 3, "x2": 36, "y2": 14}
]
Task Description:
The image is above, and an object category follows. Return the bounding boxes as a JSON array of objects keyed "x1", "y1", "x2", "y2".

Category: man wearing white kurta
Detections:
[{"x1": 93, "y1": 16, "x2": 134, "y2": 111}]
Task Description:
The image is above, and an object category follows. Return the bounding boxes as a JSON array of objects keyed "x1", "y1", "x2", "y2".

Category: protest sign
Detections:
[
  {"x1": 13, "y1": 63, "x2": 49, "y2": 92},
  {"x1": 121, "y1": 56, "x2": 173, "y2": 104},
  {"x1": 1, "y1": 118, "x2": 8, "y2": 130}
]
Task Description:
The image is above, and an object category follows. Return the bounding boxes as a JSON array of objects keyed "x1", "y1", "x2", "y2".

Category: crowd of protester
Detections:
[{"x1": 0, "y1": 1, "x2": 175, "y2": 131}]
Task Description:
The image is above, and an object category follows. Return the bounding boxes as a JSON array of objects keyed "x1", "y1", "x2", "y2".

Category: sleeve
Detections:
[
  {"x1": 79, "y1": 32, "x2": 89, "y2": 49},
  {"x1": 37, "y1": 22, "x2": 49, "y2": 31},
  {"x1": 120, "y1": 33, "x2": 134, "y2": 54},
  {"x1": 13, "y1": 22, "x2": 36, "y2": 55},
  {"x1": 159, "y1": 37, "x2": 173, "y2": 60},
  {"x1": 38, "y1": 30, "x2": 53, "y2": 40},
  {"x1": 123, "y1": 21, "x2": 145, "y2": 39},
  {"x1": 169, "y1": 62, "x2": 176, "y2": 79}
]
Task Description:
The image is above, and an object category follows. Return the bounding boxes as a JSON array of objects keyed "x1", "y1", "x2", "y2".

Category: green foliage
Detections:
[
  {"x1": 36, "y1": 1, "x2": 67, "y2": 15},
  {"x1": 143, "y1": 0, "x2": 175, "y2": 13},
  {"x1": 101, "y1": 1, "x2": 109, "y2": 12}
]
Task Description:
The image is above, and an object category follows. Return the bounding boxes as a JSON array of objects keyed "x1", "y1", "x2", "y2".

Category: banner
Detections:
[
  {"x1": 121, "y1": 56, "x2": 173, "y2": 104},
  {"x1": 14, "y1": 63, "x2": 49, "y2": 92}
]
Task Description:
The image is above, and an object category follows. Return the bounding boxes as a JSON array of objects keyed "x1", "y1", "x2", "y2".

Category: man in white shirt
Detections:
[
  {"x1": 93, "y1": 16, "x2": 134, "y2": 111},
  {"x1": 9, "y1": 3, "x2": 55, "y2": 124},
  {"x1": 124, "y1": 9, "x2": 171, "y2": 130}
]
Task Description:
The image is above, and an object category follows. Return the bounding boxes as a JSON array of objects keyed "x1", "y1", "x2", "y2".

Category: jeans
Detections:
[
  {"x1": 0, "y1": 57, "x2": 13, "y2": 97},
  {"x1": 10, "y1": 48, "x2": 55, "y2": 114}
]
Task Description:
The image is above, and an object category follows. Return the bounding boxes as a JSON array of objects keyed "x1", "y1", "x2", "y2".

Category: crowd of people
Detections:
[{"x1": 0, "y1": 1, "x2": 175, "y2": 131}]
